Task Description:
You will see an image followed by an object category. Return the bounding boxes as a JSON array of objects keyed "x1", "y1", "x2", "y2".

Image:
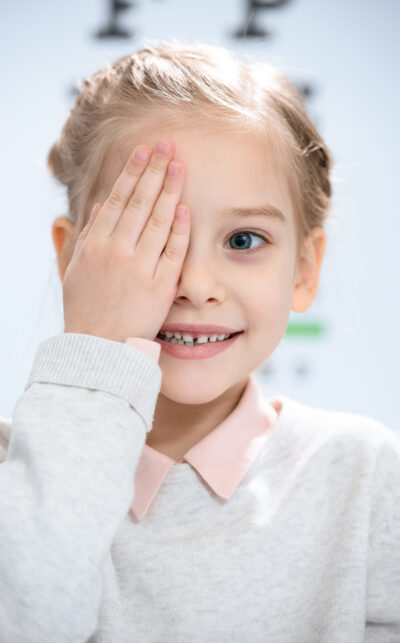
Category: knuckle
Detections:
[
  {"x1": 125, "y1": 159, "x2": 143, "y2": 177},
  {"x1": 108, "y1": 190, "x2": 123, "y2": 208},
  {"x1": 129, "y1": 192, "x2": 150, "y2": 211},
  {"x1": 164, "y1": 244, "x2": 183, "y2": 263},
  {"x1": 146, "y1": 163, "x2": 162, "y2": 177},
  {"x1": 162, "y1": 181, "x2": 178, "y2": 195},
  {"x1": 173, "y1": 224, "x2": 188, "y2": 237},
  {"x1": 148, "y1": 213, "x2": 168, "y2": 231}
]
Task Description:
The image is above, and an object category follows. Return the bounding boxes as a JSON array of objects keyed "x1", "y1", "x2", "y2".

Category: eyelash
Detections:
[{"x1": 226, "y1": 229, "x2": 271, "y2": 255}]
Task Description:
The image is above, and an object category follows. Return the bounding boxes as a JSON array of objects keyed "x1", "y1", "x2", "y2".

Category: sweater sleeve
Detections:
[
  {"x1": 0, "y1": 332, "x2": 162, "y2": 643},
  {"x1": 365, "y1": 429, "x2": 400, "y2": 641}
]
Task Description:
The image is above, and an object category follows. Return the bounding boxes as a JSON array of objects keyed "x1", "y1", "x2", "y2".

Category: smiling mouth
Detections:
[{"x1": 156, "y1": 331, "x2": 243, "y2": 345}]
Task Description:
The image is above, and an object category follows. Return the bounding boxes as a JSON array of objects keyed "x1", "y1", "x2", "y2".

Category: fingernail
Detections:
[
  {"x1": 156, "y1": 140, "x2": 171, "y2": 156},
  {"x1": 134, "y1": 146, "x2": 150, "y2": 163},
  {"x1": 168, "y1": 161, "x2": 181, "y2": 177},
  {"x1": 176, "y1": 205, "x2": 187, "y2": 220}
]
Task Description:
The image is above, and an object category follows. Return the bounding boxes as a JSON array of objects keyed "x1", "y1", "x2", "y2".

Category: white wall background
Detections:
[{"x1": 0, "y1": 0, "x2": 399, "y2": 430}]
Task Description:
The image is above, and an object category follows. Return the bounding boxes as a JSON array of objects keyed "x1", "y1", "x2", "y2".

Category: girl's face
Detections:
[{"x1": 100, "y1": 125, "x2": 321, "y2": 406}]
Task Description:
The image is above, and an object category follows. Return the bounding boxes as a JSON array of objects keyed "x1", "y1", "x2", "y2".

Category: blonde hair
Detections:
[{"x1": 47, "y1": 38, "x2": 333, "y2": 265}]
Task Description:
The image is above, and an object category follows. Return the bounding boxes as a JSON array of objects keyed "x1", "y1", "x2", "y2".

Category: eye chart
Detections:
[{"x1": 1, "y1": 0, "x2": 398, "y2": 429}]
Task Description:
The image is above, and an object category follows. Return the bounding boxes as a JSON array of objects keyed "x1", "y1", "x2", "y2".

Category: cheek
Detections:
[{"x1": 246, "y1": 274, "x2": 292, "y2": 325}]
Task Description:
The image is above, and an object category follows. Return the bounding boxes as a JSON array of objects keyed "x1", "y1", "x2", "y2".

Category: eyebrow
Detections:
[{"x1": 220, "y1": 204, "x2": 286, "y2": 224}]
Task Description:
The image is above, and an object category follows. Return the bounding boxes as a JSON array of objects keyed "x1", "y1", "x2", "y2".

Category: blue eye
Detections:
[{"x1": 227, "y1": 230, "x2": 271, "y2": 255}]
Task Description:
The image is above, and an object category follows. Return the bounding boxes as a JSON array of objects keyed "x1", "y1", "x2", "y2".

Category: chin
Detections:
[{"x1": 159, "y1": 378, "x2": 227, "y2": 405}]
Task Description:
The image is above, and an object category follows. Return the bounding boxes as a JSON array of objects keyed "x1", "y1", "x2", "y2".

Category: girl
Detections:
[{"x1": 0, "y1": 39, "x2": 399, "y2": 643}]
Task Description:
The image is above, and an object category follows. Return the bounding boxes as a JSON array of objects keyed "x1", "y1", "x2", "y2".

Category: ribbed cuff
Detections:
[{"x1": 24, "y1": 333, "x2": 162, "y2": 431}]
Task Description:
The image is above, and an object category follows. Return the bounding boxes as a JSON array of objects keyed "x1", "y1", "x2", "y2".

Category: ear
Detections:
[
  {"x1": 291, "y1": 227, "x2": 327, "y2": 313},
  {"x1": 51, "y1": 216, "x2": 76, "y2": 281}
]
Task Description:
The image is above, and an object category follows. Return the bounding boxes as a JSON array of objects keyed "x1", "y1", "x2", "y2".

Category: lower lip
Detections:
[{"x1": 155, "y1": 332, "x2": 243, "y2": 360}]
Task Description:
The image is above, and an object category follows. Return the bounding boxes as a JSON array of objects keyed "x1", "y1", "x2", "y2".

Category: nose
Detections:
[{"x1": 173, "y1": 254, "x2": 226, "y2": 308}]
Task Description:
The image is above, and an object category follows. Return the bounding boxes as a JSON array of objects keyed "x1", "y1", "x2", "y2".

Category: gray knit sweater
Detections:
[{"x1": 0, "y1": 333, "x2": 399, "y2": 642}]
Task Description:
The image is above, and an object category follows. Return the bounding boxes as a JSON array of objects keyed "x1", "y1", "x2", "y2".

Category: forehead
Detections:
[{"x1": 102, "y1": 121, "x2": 293, "y2": 222}]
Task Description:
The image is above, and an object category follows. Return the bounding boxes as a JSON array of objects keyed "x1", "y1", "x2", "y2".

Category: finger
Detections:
[
  {"x1": 135, "y1": 159, "x2": 185, "y2": 272},
  {"x1": 111, "y1": 138, "x2": 176, "y2": 247},
  {"x1": 89, "y1": 144, "x2": 155, "y2": 238},
  {"x1": 75, "y1": 202, "x2": 102, "y2": 248},
  {"x1": 155, "y1": 204, "x2": 191, "y2": 283}
]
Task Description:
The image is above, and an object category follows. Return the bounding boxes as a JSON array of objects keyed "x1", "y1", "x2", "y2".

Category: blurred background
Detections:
[{"x1": 0, "y1": 0, "x2": 399, "y2": 430}]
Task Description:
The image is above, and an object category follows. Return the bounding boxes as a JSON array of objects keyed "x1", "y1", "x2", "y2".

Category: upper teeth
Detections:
[{"x1": 161, "y1": 332, "x2": 232, "y2": 343}]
